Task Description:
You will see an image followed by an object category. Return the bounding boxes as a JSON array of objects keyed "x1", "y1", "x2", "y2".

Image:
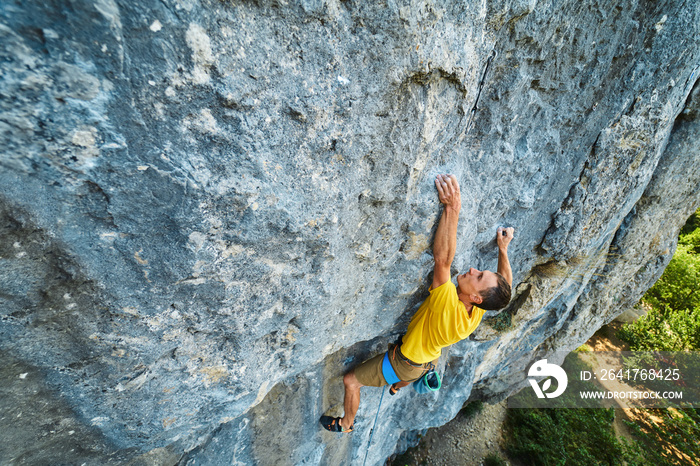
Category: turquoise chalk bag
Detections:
[{"x1": 413, "y1": 369, "x2": 441, "y2": 394}]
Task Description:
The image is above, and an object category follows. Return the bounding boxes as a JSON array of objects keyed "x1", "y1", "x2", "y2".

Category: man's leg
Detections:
[
  {"x1": 321, "y1": 351, "x2": 384, "y2": 432},
  {"x1": 340, "y1": 370, "x2": 364, "y2": 430}
]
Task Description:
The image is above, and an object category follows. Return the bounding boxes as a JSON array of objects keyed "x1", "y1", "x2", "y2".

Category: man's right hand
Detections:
[
  {"x1": 497, "y1": 227, "x2": 514, "y2": 250},
  {"x1": 496, "y1": 227, "x2": 514, "y2": 287},
  {"x1": 435, "y1": 174, "x2": 461, "y2": 211}
]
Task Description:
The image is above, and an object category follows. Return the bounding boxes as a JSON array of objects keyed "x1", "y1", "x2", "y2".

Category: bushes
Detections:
[
  {"x1": 503, "y1": 354, "x2": 645, "y2": 465},
  {"x1": 617, "y1": 305, "x2": 700, "y2": 352},
  {"x1": 618, "y1": 208, "x2": 700, "y2": 353},
  {"x1": 623, "y1": 407, "x2": 700, "y2": 465},
  {"x1": 504, "y1": 406, "x2": 643, "y2": 466},
  {"x1": 616, "y1": 207, "x2": 700, "y2": 465},
  {"x1": 644, "y1": 243, "x2": 700, "y2": 322},
  {"x1": 503, "y1": 209, "x2": 700, "y2": 466},
  {"x1": 621, "y1": 207, "x2": 700, "y2": 352}
]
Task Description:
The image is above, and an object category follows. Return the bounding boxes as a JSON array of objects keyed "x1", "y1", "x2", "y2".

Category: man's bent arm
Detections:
[
  {"x1": 432, "y1": 174, "x2": 461, "y2": 289},
  {"x1": 497, "y1": 227, "x2": 514, "y2": 286}
]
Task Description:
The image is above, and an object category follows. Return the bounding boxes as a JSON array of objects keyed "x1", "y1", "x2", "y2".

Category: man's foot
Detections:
[
  {"x1": 320, "y1": 415, "x2": 353, "y2": 433},
  {"x1": 389, "y1": 383, "x2": 401, "y2": 396}
]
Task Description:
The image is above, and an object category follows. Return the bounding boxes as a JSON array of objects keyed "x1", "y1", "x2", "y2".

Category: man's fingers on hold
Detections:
[
  {"x1": 435, "y1": 179, "x2": 446, "y2": 197},
  {"x1": 449, "y1": 175, "x2": 460, "y2": 191}
]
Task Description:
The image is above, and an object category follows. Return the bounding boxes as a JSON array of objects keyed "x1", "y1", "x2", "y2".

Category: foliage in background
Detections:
[
  {"x1": 504, "y1": 407, "x2": 644, "y2": 466},
  {"x1": 623, "y1": 407, "x2": 700, "y2": 465},
  {"x1": 504, "y1": 355, "x2": 645, "y2": 465},
  {"x1": 617, "y1": 207, "x2": 700, "y2": 465},
  {"x1": 619, "y1": 208, "x2": 700, "y2": 352},
  {"x1": 483, "y1": 453, "x2": 508, "y2": 466},
  {"x1": 503, "y1": 209, "x2": 700, "y2": 466},
  {"x1": 458, "y1": 399, "x2": 483, "y2": 419},
  {"x1": 680, "y1": 209, "x2": 700, "y2": 239}
]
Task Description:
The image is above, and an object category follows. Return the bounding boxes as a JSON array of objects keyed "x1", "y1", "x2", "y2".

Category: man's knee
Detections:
[{"x1": 344, "y1": 371, "x2": 362, "y2": 389}]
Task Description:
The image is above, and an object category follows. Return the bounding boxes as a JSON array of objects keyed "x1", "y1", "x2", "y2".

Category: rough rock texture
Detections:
[{"x1": 1, "y1": 0, "x2": 699, "y2": 464}]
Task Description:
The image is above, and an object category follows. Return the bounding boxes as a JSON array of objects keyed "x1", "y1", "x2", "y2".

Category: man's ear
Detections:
[{"x1": 471, "y1": 294, "x2": 483, "y2": 305}]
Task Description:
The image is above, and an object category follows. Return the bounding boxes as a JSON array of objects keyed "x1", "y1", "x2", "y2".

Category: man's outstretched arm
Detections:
[
  {"x1": 432, "y1": 174, "x2": 461, "y2": 290},
  {"x1": 497, "y1": 227, "x2": 514, "y2": 287}
]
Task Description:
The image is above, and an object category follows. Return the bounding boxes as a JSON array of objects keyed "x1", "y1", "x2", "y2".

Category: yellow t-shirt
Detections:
[{"x1": 401, "y1": 281, "x2": 485, "y2": 364}]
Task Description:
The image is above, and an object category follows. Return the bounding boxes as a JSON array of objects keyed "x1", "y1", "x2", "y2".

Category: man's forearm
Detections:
[
  {"x1": 431, "y1": 174, "x2": 461, "y2": 288},
  {"x1": 497, "y1": 246, "x2": 512, "y2": 286},
  {"x1": 433, "y1": 205, "x2": 459, "y2": 266}
]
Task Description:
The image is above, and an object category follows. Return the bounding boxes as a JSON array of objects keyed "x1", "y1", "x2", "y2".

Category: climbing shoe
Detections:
[
  {"x1": 319, "y1": 415, "x2": 353, "y2": 433},
  {"x1": 389, "y1": 383, "x2": 401, "y2": 396}
]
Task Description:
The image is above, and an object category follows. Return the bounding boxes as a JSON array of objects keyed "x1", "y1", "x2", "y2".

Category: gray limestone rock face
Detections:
[{"x1": 1, "y1": 0, "x2": 699, "y2": 464}]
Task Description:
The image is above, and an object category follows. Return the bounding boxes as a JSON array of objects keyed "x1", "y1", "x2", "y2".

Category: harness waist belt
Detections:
[{"x1": 381, "y1": 352, "x2": 401, "y2": 385}]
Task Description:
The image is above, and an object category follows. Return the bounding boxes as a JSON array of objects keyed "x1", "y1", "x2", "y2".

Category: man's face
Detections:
[{"x1": 457, "y1": 268, "x2": 498, "y2": 303}]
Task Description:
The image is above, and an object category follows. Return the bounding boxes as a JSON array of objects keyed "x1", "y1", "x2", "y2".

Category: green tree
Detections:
[
  {"x1": 615, "y1": 207, "x2": 700, "y2": 465},
  {"x1": 504, "y1": 208, "x2": 700, "y2": 466},
  {"x1": 619, "y1": 207, "x2": 700, "y2": 352}
]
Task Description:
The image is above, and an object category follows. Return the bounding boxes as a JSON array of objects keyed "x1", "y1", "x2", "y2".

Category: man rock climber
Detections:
[{"x1": 321, "y1": 174, "x2": 514, "y2": 433}]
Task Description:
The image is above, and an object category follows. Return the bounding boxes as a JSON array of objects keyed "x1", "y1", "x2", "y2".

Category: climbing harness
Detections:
[
  {"x1": 386, "y1": 345, "x2": 441, "y2": 393},
  {"x1": 363, "y1": 346, "x2": 441, "y2": 464},
  {"x1": 465, "y1": 49, "x2": 498, "y2": 134},
  {"x1": 363, "y1": 351, "x2": 441, "y2": 464},
  {"x1": 381, "y1": 352, "x2": 401, "y2": 385},
  {"x1": 362, "y1": 385, "x2": 386, "y2": 466}
]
